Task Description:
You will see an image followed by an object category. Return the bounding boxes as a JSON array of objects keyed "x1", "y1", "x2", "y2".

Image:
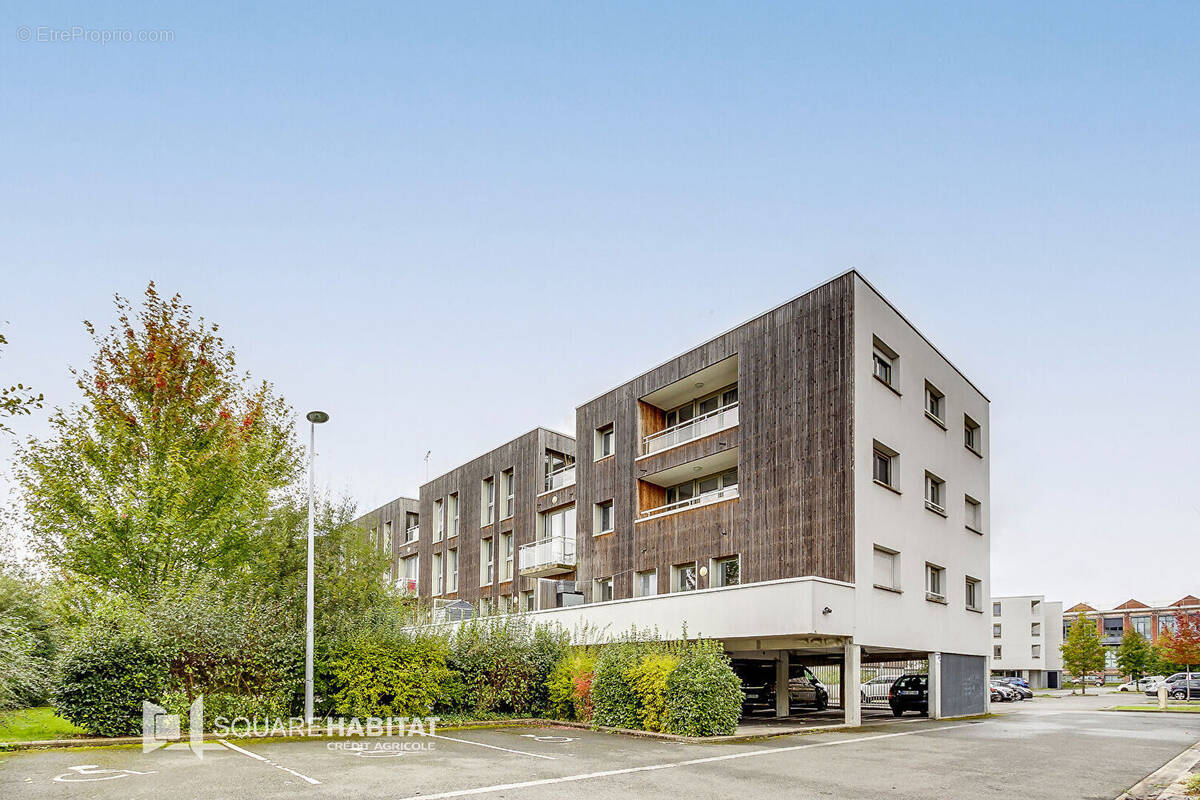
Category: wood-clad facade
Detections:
[
  {"x1": 354, "y1": 496, "x2": 420, "y2": 583},
  {"x1": 575, "y1": 273, "x2": 856, "y2": 600},
  {"x1": 417, "y1": 428, "x2": 576, "y2": 607}
]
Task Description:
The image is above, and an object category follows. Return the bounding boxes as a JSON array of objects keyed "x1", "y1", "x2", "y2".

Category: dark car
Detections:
[
  {"x1": 733, "y1": 660, "x2": 829, "y2": 713},
  {"x1": 1001, "y1": 681, "x2": 1033, "y2": 700},
  {"x1": 989, "y1": 685, "x2": 1004, "y2": 703},
  {"x1": 1166, "y1": 678, "x2": 1200, "y2": 701},
  {"x1": 889, "y1": 673, "x2": 928, "y2": 716}
]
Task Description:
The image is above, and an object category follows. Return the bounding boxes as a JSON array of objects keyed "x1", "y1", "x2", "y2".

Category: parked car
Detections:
[
  {"x1": 989, "y1": 681, "x2": 1019, "y2": 701},
  {"x1": 989, "y1": 685, "x2": 1004, "y2": 703},
  {"x1": 1006, "y1": 683, "x2": 1034, "y2": 700},
  {"x1": 732, "y1": 660, "x2": 829, "y2": 713},
  {"x1": 1153, "y1": 677, "x2": 1200, "y2": 700},
  {"x1": 889, "y1": 673, "x2": 928, "y2": 716},
  {"x1": 998, "y1": 677, "x2": 1030, "y2": 689},
  {"x1": 1118, "y1": 677, "x2": 1159, "y2": 692},
  {"x1": 861, "y1": 675, "x2": 897, "y2": 704},
  {"x1": 785, "y1": 667, "x2": 830, "y2": 711},
  {"x1": 1145, "y1": 674, "x2": 1191, "y2": 697}
]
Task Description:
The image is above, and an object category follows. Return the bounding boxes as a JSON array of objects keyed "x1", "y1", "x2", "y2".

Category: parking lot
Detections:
[{"x1": 2, "y1": 696, "x2": 1197, "y2": 799}]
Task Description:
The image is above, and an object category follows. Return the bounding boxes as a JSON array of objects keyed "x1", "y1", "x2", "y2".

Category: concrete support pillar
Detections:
[
  {"x1": 843, "y1": 640, "x2": 861, "y2": 727},
  {"x1": 928, "y1": 651, "x2": 943, "y2": 719},
  {"x1": 775, "y1": 650, "x2": 790, "y2": 718}
]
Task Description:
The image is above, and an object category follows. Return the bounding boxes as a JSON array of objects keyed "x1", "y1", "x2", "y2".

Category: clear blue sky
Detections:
[{"x1": 1, "y1": 1, "x2": 1197, "y2": 608}]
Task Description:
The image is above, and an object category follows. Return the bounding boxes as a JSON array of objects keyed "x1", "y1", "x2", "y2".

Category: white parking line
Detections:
[
  {"x1": 419, "y1": 732, "x2": 557, "y2": 760},
  {"x1": 396, "y1": 723, "x2": 972, "y2": 800},
  {"x1": 218, "y1": 739, "x2": 322, "y2": 785}
]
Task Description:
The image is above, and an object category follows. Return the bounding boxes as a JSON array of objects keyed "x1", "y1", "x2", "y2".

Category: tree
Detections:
[
  {"x1": 0, "y1": 330, "x2": 43, "y2": 434},
  {"x1": 1061, "y1": 616, "x2": 1105, "y2": 694},
  {"x1": 1115, "y1": 629, "x2": 1153, "y2": 686},
  {"x1": 15, "y1": 285, "x2": 302, "y2": 599},
  {"x1": 1158, "y1": 613, "x2": 1200, "y2": 682}
]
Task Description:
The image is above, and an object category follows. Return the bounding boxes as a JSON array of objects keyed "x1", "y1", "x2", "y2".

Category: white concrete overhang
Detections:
[
  {"x1": 640, "y1": 447, "x2": 739, "y2": 487},
  {"x1": 640, "y1": 355, "x2": 738, "y2": 411}
]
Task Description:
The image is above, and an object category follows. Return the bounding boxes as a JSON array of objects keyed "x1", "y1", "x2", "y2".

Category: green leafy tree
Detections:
[
  {"x1": 15, "y1": 285, "x2": 301, "y2": 599},
  {"x1": 1115, "y1": 629, "x2": 1153, "y2": 686},
  {"x1": 0, "y1": 330, "x2": 43, "y2": 434},
  {"x1": 1061, "y1": 616, "x2": 1105, "y2": 694}
]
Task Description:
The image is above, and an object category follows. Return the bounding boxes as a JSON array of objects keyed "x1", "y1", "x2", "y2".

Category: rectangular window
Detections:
[
  {"x1": 541, "y1": 505, "x2": 576, "y2": 539},
  {"x1": 712, "y1": 556, "x2": 740, "y2": 588},
  {"x1": 1032, "y1": 644, "x2": 1042, "y2": 659},
  {"x1": 872, "y1": 441, "x2": 897, "y2": 488},
  {"x1": 448, "y1": 548, "x2": 458, "y2": 592},
  {"x1": 965, "y1": 496, "x2": 982, "y2": 532},
  {"x1": 634, "y1": 568, "x2": 658, "y2": 597},
  {"x1": 502, "y1": 469, "x2": 515, "y2": 519},
  {"x1": 965, "y1": 576, "x2": 981, "y2": 611},
  {"x1": 924, "y1": 381, "x2": 945, "y2": 424},
  {"x1": 434, "y1": 499, "x2": 444, "y2": 542},
  {"x1": 994, "y1": 645, "x2": 1002, "y2": 659},
  {"x1": 500, "y1": 532, "x2": 513, "y2": 582},
  {"x1": 1103, "y1": 617, "x2": 1124, "y2": 638},
  {"x1": 405, "y1": 513, "x2": 419, "y2": 543},
  {"x1": 1031, "y1": 599, "x2": 1041, "y2": 614},
  {"x1": 594, "y1": 500, "x2": 614, "y2": 534},
  {"x1": 1133, "y1": 616, "x2": 1151, "y2": 637},
  {"x1": 872, "y1": 336, "x2": 897, "y2": 388},
  {"x1": 993, "y1": 601, "x2": 1002, "y2": 616},
  {"x1": 521, "y1": 590, "x2": 535, "y2": 612},
  {"x1": 872, "y1": 546, "x2": 899, "y2": 591},
  {"x1": 925, "y1": 563, "x2": 945, "y2": 601},
  {"x1": 1031, "y1": 622, "x2": 1042, "y2": 636},
  {"x1": 383, "y1": 520, "x2": 393, "y2": 555},
  {"x1": 482, "y1": 477, "x2": 495, "y2": 525},
  {"x1": 594, "y1": 577, "x2": 613, "y2": 602},
  {"x1": 663, "y1": 468, "x2": 738, "y2": 506},
  {"x1": 449, "y1": 493, "x2": 459, "y2": 537},
  {"x1": 672, "y1": 562, "x2": 698, "y2": 593},
  {"x1": 925, "y1": 472, "x2": 946, "y2": 514},
  {"x1": 964, "y1": 415, "x2": 981, "y2": 454},
  {"x1": 480, "y1": 538, "x2": 494, "y2": 586},
  {"x1": 993, "y1": 624, "x2": 1002, "y2": 637},
  {"x1": 595, "y1": 424, "x2": 614, "y2": 460},
  {"x1": 1160, "y1": 615, "x2": 1178, "y2": 635},
  {"x1": 433, "y1": 552, "x2": 444, "y2": 595},
  {"x1": 399, "y1": 554, "x2": 419, "y2": 594}
]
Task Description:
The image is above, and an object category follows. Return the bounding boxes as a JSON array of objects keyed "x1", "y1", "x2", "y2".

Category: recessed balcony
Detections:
[
  {"x1": 519, "y1": 535, "x2": 577, "y2": 578},
  {"x1": 638, "y1": 355, "x2": 739, "y2": 457},
  {"x1": 643, "y1": 402, "x2": 738, "y2": 456},
  {"x1": 637, "y1": 447, "x2": 740, "y2": 522},
  {"x1": 544, "y1": 464, "x2": 576, "y2": 493},
  {"x1": 405, "y1": 525, "x2": 420, "y2": 543},
  {"x1": 639, "y1": 484, "x2": 739, "y2": 521}
]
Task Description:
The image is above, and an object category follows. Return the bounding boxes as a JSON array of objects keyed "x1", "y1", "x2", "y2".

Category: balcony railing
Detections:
[
  {"x1": 397, "y1": 577, "x2": 418, "y2": 595},
  {"x1": 643, "y1": 402, "x2": 739, "y2": 455},
  {"x1": 405, "y1": 526, "x2": 420, "y2": 543},
  {"x1": 519, "y1": 535, "x2": 577, "y2": 577},
  {"x1": 544, "y1": 464, "x2": 576, "y2": 493},
  {"x1": 640, "y1": 484, "x2": 739, "y2": 519}
]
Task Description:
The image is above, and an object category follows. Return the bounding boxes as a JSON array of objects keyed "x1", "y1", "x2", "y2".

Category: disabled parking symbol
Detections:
[{"x1": 53, "y1": 764, "x2": 157, "y2": 783}]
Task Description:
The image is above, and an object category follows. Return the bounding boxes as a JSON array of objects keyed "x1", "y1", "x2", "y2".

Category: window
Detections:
[
  {"x1": 663, "y1": 468, "x2": 738, "y2": 506},
  {"x1": 521, "y1": 590, "x2": 535, "y2": 612},
  {"x1": 993, "y1": 623, "x2": 1002, "y2": 637},
  {"x1": 1160, "y1": 614, "x2": 1178, "y2": 635},
  {"x1": 965, "y1": 576, "x2": 981, "y2": 611},
  {"x1": 434, "y1": 499, "x2": 444, "y2": 542},
  {"x1": 480, "y1": 596, "x2": 492, "y2": 616},
  {"x1": 872, "y1": 441, "x2": 897, "y2": 488},
  {"x1": 1031, "y1": 599, "x2": 1041, "y2": 613},
  {"x1": 712, "y1": 556, "x2": 741, "y2": 588},
  {"x1": 1103, "y1": 617, "x2": 1124, "y2": 638},
  {"x1": 872, "y1": 336, "x2": 897, "y2": 388},
  {"x1": 872, "y1": 546, "x2": 900, "y2": 591},
  {"x1": 672, "y1": 562, "x2": 698, "y2": 593},
  {"x1": 924, "y1": 472, "x2": 946, "y2": 514},
  {"x1": 480, "y1": 538, "x2": 494, "y2": 586},
  {"x1": 925, "y1": 563, "x2": 945, "y2": 602},
  {"x1": 383, "y1": 520, "x2": 393, "y2": 554},
  {"x1": 500, "y1": 532, "x2": 513, "y2": 582},
  {"x1": 544, "y1": 450, "x2": 575, "y2": 491},
  {"x1": 994, "y1": 645, "x2": 1002, "y2": 659},
  {"x1": 964, "y1": 415, "x2": 981, "y2": 454},
  {"x1": 499, "y1": 594, "x2": 513, "y2": 615},
  {"x1": 481, "y1": 477, "x2": 495, "y2": 525},
  {"x1": 448, "y1": 548, "x2": 458, "y2": 592},
  {"x1": 502, "y1": 469, "x2": 515, "y2": 519},
  {"x1": 449, "y1": 493, "x2": 459, "y2": 537},
  {"x1": 541, "y1": 505, "x2": 576, "y2": 539},
  {"x1": 433, "y1": 552, "x2": 444, "y2": 595},
  {"x1": 924, "y1": 381, "x2": 945, "y2": 425},
  {"x1": 993, "y1": 601, "x2": 1002, "y2": 616},
  {"x1": 405, "y1": 513, "x2": 419, "y2": 543},
  {"x1": 965, "y1": 496, "x2": 982, "y2": 532},
  {"x1": 663, "y1": 384, "x2": 739, "y2": 432},
  {"x1": 400, "y1": 554, "x2": 419, "y2": 594},
  {"x1": 595, "y1": 424, "x2": 614, "y2": 460},
  {"x1": 1032, "y1": 644, "x2": 1042, "y2": 659},
  {"x1": 594, "y1": 500, "x2": 614, "y2": 535},
  {"x1": 634, "y1": 569, "x2": 658, "y2": 597},
  {"x1": 1133, "y1": 616, "x2": 1151, "y2": 637},
  {"x1": 1031, "y1": 622, "x2": 1042, "y2": 636},
  {"x1": 1105, "y1": 648, "x2": 1118, "y2": 669},
  {"x1": 594, "y1": 577, "x2": 613, "y2": 602}
]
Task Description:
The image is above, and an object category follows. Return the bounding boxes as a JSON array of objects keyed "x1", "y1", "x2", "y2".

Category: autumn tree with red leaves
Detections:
[
  {"x1": 16, "y1": 284, "x2": 302, "y2": 599},
  {"x1": 1158, "y1": 612, "x2": 1200, "y2": 682}
]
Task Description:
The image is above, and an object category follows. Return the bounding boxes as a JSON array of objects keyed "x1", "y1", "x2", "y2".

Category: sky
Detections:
[{"x1": 1, "y1": 1, "x2": 1197, "y2": 609}]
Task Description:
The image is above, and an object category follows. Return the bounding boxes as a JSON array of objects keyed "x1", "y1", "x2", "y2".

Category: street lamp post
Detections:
[{"x1": 304, "y1": 410, "x2": 330, "y2": 726}]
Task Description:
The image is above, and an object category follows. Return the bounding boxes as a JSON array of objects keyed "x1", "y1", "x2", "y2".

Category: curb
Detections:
[{"x1": 1117, "y1": 741, "x2": 1200, "y2": 800}]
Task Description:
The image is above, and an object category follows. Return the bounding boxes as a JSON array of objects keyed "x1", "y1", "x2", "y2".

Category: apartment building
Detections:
[
  {"x1": 355, "y1": 496, "x2": 421, "y2": 588},
  {"x1": 1062, "y1": 595, "x2": 1200, "y2": 680},
  {"x1": 990, "y1": 595, "x2": 1063, "y2": 688},
  {"x1": 362, "y1": 270, "x2": 991, "y2": 722}
]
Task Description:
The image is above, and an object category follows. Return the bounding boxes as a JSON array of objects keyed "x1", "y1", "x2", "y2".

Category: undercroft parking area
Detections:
[{"x1": 2, "y1": 697, "x2": 1199, "y2": 800}]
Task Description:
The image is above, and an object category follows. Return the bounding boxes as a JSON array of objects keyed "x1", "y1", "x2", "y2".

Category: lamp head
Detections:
[{"x1": 306, "y1": 411, "x2": 330, "y2": 424}]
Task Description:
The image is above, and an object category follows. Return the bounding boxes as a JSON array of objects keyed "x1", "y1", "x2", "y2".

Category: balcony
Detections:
[
  {"x1": 519, "y1": 536, "x2": 577, "y2": 578},
  {"x1": 639, "y1": 484, "x2": 739, "y2": 521},
  {"x1": 643, "y1": 402, "x2": 739, "y2": 456},
  {"x1": 405, "y1": 525, "x2": 420, "y2": 543},
  {"x1": 397, "y1": 577, "x2": 418, "y2": 595},
  {"x1": 544, "y1": 464, "x2": 576, "y2": 493}
]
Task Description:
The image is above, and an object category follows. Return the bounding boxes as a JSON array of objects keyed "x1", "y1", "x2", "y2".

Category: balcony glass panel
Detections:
[
  {"x1": 644, "y1": 402, "x2": 738, "y2": 455},
  {"x1": 544, "y1": 464, "x2": 576, "y2": 492},
  {"x1": 519, "y1": 535, "x2": 577, "y2": 571},
  {"x1": 641, "y1": 484, "x2": 739, "y2": 518}
]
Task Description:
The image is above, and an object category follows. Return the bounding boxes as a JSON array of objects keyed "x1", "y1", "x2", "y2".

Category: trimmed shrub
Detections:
[
  {"x1": 663, "y1": 640, "x2": 742, "y2": 736},
  {"x1": 591, "y1": 643, "x2": 641, "y2": 729},
  {"x1": 627, "y1": 652, "x2": 679, "y2": 732},
  {"x1": 444, "y1": 617, "x2": 568, "y2": 716},
  {"x1": 52, "y1": 608, "x2": 168, "y2": 736},
  {"x1": 330, "y1": 627, "x2": 450, "y2": 718}
]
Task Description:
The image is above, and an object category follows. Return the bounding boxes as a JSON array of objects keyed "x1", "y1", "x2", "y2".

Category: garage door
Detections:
[{"x1": 941, "y1": 654, "x2": 986, "y2": 717}]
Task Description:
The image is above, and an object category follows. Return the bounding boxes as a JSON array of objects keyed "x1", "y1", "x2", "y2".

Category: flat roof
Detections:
[{"x1": 420, "y1": 425, "x2": 576, "y2": 490}]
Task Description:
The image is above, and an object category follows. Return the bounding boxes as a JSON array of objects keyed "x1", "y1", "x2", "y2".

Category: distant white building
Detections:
[{"x1": 990, "y1": 595, "x2": 1063, "y2": 689}]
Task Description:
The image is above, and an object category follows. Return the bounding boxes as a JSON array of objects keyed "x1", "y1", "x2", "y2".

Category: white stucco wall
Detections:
[
  {"x1": 992, "y1": 595, "x2": 1063, "y2": 672},
  {"x1": 851, "y1": 275, "x2": 991, "y2": 657}
]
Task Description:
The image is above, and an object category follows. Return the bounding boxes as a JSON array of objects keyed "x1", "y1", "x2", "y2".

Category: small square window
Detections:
[
  {"x1": 873, "y1": 441, "x2": 898, "y2": 488},
  {"x1": 595, "y1": 424, "x2": 614, "y2": 460},
  {"x1": 873, "y1": 546, "x2": 900, "y2": 591},
  {"x1": 925, "y1": 472, "x2": 946, "y2": 514},
  {"x1": 925, "y1": 563, "x2": 945, "y2": 602},
  {"x1": 964, "y1": 415, "x2": 982, "y2": 454},
  {"x1": 925, "y1": 381, "x2": 945, "y2": 425},
  {"x1": 712, "y1": 556, "x2": 740, "y2": 587},
  {"x1": 594, "y1": 500, "x2": 614, "y2": 535},
  {"x1": 872, "y1": 336, "x2": 898, "y2": 388},
  {"x1": 672, "y1": 562, "x2": 698, "y2": 593},
  {"x1": 594, "y1": 577, "x2": 613, "y2": 602}
]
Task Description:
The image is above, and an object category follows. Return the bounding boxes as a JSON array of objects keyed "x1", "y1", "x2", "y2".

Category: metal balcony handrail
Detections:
[
  {"x1": 642, "y1": 402, "x2": 739, "y2": 454},
  {"x1": 544, "y1": 463, "x2": 576, "y2": 492},
  {"x1": 640, "y1": 484, "x2": 739, "y2": 517},
  {"x1": 518, "y1": 534, "x2": 577, "y2": 566}
]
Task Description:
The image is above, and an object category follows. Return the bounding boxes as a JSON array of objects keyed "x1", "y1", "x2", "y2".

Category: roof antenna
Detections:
[{"x1": 424, "y1": 450, "x2": 431, "y2": 482}]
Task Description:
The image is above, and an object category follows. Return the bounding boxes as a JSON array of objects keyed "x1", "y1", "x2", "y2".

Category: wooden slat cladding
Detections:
[
  {"x1": 353, "y1": 496, "x2": 420, "y2": 581},
  {"x1": 417, "y1": 428, "x2": 576, "y2": 605},
  {"x1": 576, "y1": 274, "x2": 855, "y2": 599}
]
